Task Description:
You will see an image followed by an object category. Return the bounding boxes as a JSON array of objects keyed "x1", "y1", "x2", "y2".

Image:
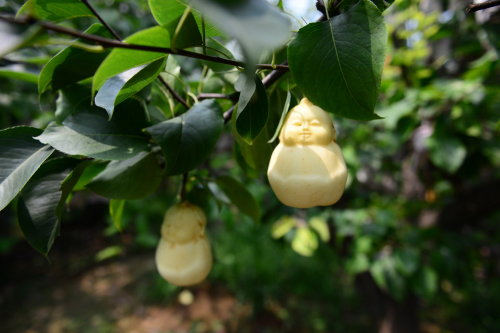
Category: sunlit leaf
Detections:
[
  {"x1": 18, "y1": 0, "x2": 94, "y2": 22},
  {"x1": 288, "y1": 0, "x2": 386, "y2": 120}
]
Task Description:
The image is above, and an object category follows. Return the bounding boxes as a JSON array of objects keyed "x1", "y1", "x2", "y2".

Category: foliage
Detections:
[{"x1": 1, "y1": 0, "x2": 499, "y2": 332}]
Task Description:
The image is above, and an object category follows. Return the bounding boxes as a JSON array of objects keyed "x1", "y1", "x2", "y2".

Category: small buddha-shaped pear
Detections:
[
  {"x1": 155, "y1": 202, "x2": 212, "y2": 286},
  {"x1": 267, "y1": 98, "x2": 348, "y2": 208}
]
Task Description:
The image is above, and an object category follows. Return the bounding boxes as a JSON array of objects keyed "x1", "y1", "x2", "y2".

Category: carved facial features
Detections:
[{"x1": 280, "y1": 98, "x2": 335, "y2": 146}]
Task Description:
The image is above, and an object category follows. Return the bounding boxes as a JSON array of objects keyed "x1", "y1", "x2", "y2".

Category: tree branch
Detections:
[
  {"x1": 465, "y1": 0, "x2": 500, "y2": 13},
  {"x1": 0, "y1": 14, "x2": 289, "y2": 71}
]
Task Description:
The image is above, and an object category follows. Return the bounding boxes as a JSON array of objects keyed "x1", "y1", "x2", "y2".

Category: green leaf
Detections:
[
  {"x1": 413, "y1": 266, "x2": 438, "y2": 300},
  {"x1": 215, "y1": 175, "x2": 260, "y2": 222},
  {"x1": 309, "y1": 217, "x2": 330, "y2": 242},
  {"x1": 109, "y1": 200, "x2": 126, "y2": 231},
  {"x1": 235, "y1": 76, "x2": 269, "y2": 144},
  {"x1": 268, "y1": 89, "x2": 291, "y2": 143},
  {"x1": 54, "y1": 84, "x2": 90, "y2": 122},
  {"x1": 36, "y1": 99, "x2": 149, "y2": 160},
  {"x1": 145, "y1": 99, "x2": 223, "y2": 175},
  {"x1": 149, "y1": 0, "x2": 186, "y2": 26},
  {"x1": 288, "y1": 0, "x2": 387, "y2": 120},
  {"x1": 370, "y1": 254, "x2": 406, "y2": 301},
  {"x1": 169, "y1": 10, "x2": 203, "y2": 49},
  {"x1": 0, "y1": 68, "x2": 38, "y2": 84},
  {"x1": 426, "y1": 135, "x2": 466, "y2": 174},
  {"x1": 39, "y1": 24, "x2": 112, "y2": 94},
  {"x1": 95, "y1": 57, "x2": 167, "y2": 119},
  {"x1": 187, "y1": 0, "x2": 290, "y2": 65},
  {"x1": 271, "y1": 216, "x2": 296, "y2": 239},
  {"x1": 292, "y1": 227, "x2": 318, "y2": 257},
  {"x1": 18, "y1": 0, "x2": 94, "y2": 22},
  {"x1": 17, "y1": 158, "x2": 81, "y2": 255},
  {"x1": 92, "y1": 26, "x2": 171, "y2": 96},
  {"x1": 0, "y1": 127, "x2": 54, "y2": 211},
  {"x1": 87, "y1": 152, "x2": 163, "y2": 199}
]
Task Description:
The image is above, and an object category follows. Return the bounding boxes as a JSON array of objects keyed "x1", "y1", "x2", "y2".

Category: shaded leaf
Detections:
[
  {"x1": 17, "y1": 158, "x2": 81, "y2": 255},
  {"x1": 0, "y1": 127, "x2": 54, "y2": 211},
  {"x1": 87, "y1": 152, "x2": 163, "y2": 199},
  {"x1": 36, "y1": 100, "x2": 149, "y2": 160},
  {"x1": 39, "y1": 24, "x2": 112, "y2": 94},
  {"x1": 215, "y1": 175, "x2": 260, "y2": 222},
  {"x1": 235, "y1": 76, "x2": 268, "y2": 144},
  {"x1": 288, "y1": 0, "x2": 386, "y2": 120},
  {"x1": 426, "y1": 135, "x2": 466, "y2": 174},
  {"x1": 145, "y1": 99, "x2": 223, "y2": 175}
]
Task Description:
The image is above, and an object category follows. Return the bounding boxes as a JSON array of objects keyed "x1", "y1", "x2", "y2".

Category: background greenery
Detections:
[{"x1": 1, "y1": 0, "x2": 499, "y2": 332}]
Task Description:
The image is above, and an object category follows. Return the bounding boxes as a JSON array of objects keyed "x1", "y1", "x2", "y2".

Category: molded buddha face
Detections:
[{"x1": 279, "y1": 98, "x2": 335, "y2": 146}]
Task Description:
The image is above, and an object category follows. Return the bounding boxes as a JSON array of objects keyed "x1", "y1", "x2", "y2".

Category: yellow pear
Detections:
[
  {"x1": 267, "y1": 98, "x2": 348, "y2": 208},
  {"x1": 155, "y1": 202, "x2": 212, "y2": 286}
]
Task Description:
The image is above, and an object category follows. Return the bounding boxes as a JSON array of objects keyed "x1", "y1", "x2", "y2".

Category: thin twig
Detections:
[
  {"x1": 465, "y1": 0, "x2": 500, "y2": 13},
  {"x1": 79, "y1": 1, "x2": 190, "y2": 108},
  {"x1": 80, "y1": 0, "x2": 121, "y2": 40},
  {"x1": 159, "y1": 76, "x2": 190, "y2": 109}
]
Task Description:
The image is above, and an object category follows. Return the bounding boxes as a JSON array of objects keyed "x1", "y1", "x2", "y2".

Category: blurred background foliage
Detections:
[{"x1": 1, "y1": 0, "x2": 499, "y2": 332}]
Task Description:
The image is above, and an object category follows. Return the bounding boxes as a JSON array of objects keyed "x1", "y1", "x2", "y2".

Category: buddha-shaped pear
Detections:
[
  {"x1": 155, "y1": 202, "x2": 212, "y2": 286},
  {"x1": 267, "y1": 98, "x2": 348, "y2": 208}
]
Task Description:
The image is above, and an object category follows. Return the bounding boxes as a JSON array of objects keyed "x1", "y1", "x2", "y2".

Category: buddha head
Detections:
[{"x1": 279, "y1": 98, "x2": 336, "y2": 146}]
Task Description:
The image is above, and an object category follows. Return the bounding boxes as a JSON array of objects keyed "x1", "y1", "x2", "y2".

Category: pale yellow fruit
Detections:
[
  {"x1": 160, "y1": 202, "x2": 206, "y2": 244},
  {"x1": 155, "y1": 237, "x2": 212, "y2": 286},
  {"x1": 267, "y1": 98, "x2": 348, "y2": 208},
  {"x1": 155, "y1": 202, "x2": 212, "y2": 286}
]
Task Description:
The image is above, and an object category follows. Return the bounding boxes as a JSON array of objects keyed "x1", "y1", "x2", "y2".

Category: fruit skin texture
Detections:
[
  {"x1": 267, "y1": 98, "x2": 348, "y2": 208},
  {"x1": 155, "y1": 202, "x2": 212, "y2": 286}
]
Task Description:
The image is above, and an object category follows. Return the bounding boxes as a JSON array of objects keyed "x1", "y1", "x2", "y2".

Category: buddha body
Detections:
[
  {"x1": 155, "y1": 202, "x2": 212, "y2": 286},
  {"x1": 267, "y1": 98, "x2": 348, "y2": 208}
]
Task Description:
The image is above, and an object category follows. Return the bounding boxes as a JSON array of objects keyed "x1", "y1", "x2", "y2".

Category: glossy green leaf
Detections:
[
  {"x1": 95, "y1": 57, "x2": 166, "y2": 119},
  {"x1": 18, "y1": 0, "x2": 94, "y2": 22},
  {"x1": 87, "y1": 152, "x2": 163, "y2": 199},
  {"x1": 92, "y1": 26, "x2": 171, "y2": 95},
  {"x1": 17, "y1": 158, "x2": 81, "y2": 255},
  {"x1": 187, "y1": 0, "x2": 291, "y2": 65},
  {"x1": 235, "y1": 76, "x2": 268, "y2": 144},
  {"x1": 39, "y1": 24, "x2": 112, "y2": 94},
  {"x1": 288, "y1": 0, "x2": 386, "y2": 120},
  {"x1": 149, "y1": 0, "x2": 186, "y2": 25},
  {"x1": 0, "y1": 127, "x2": 54, "y2": 211},
  {"x1": 36, "y1": 100, "x2": 149, "y2": 160},
  {"x1": 145, "y1": 99, "x2": 223, "y2": 175},
  {"x1": 215, "y1": 175, "x2": 260, "y2": 222}
]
